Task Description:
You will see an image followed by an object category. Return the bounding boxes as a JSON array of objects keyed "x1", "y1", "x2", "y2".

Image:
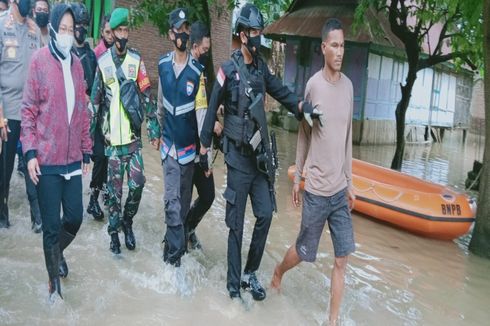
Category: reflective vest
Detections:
[
  {"x1": 98, "y1": 49, "x2": 141, "y2": 146},
  {"x1": 159, "y1": 52, "x2": 203, "y2": 165}
]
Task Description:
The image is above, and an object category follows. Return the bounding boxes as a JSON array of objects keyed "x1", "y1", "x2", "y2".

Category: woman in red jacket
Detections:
[{"x1": 21, "y1": 3, "x2": 92, "y2": 301}]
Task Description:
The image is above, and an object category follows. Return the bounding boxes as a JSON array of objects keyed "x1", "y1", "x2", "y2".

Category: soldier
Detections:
[
  {"x1": 199, "y1": 3, "x2": 321, "y2": 300},
  {"x1": 91, "y1": 7, "x2": 160, "y2": 254},
  {"x1": 0, "y1": 0, "x2": 40, "y2": 228},
  {"x1": 158, "y1": 8, "x2": 204, "y2": 267}
]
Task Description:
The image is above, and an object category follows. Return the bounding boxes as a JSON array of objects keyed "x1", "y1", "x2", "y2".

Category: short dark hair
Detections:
[
  {"x1": 100, "y1": 14, "x2": 111, "y2": 31},
  {"x1": 35, "y1": 0, "x2": 50, "y2": 7},
  {"x1": 321, "y1": 18, "x2": 343, "y2": 41},
  {"x1": 190, "y1": 21, "x2": 210, "y2": 46}
]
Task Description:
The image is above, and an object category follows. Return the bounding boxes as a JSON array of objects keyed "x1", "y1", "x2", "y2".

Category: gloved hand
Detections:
[
  {"x1": 199, "y1": 152, "x2": 209, "y2": 172},
  {"x1": 301, "y1": 101, "x2": 323, "y2": 127}
]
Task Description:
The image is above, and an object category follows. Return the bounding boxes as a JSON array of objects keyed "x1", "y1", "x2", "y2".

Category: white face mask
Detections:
[
  {"x1": 50, "y1": 24, "x2": 74, "y2": 57},
  {"x1": 56, "y1": 34, "x2": 74, "y2": 56}
]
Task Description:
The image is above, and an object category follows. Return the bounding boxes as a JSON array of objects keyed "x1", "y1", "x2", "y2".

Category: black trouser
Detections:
[
  {"x1": 185, "y1": 163, "x2": 215, "y2": 233},
  {"x1": 24, "y1": 163, "x2": 41, "y2": 225},
  {"x1": 89, "y1": 154, "x2": 108, "y2": 190},
  {"x1": 223, "y1": 164, "x2": 273, "y2": 293},
  {"x1": 90, "y1": 131, "x2": 108, "y2": 190},
  {"x1": 37, "y1": 174, "x2": 83, "y2": 260},
  {"x1": 0, "y1": 120, "x2": 21, "y2": 226}
]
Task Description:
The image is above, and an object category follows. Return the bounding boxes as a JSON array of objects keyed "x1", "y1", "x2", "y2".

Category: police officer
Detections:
[
  {"x1": 71, "y1": 2, "x2": 96, "y2": 96},
  {"x1": 91, "y1": 8, "x2": 160, "y2": 254},
  {"x1": 32, "y1": 0, "x2": 50, "y2": 46},
  {"x1": 199, "y1": 4, "x2": 321, "y2": 300},
  {"x1": 184, "y1": 21, "x2": 222, "y2": 251},
  {"x1": 70, "y1": 2, "x2": 103, "y2": 221},
  {"x1": 0, "y1": 0, "x2": 40, "y2": 228},
  {"x1": 157, "y1": 8, "x2": 204, "y2": 267}
]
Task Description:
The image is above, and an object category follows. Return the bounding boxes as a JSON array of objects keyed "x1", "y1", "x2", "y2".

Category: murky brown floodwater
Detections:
[{"x1": 1, "y1": 127, "x2": 489, "y2": 325}]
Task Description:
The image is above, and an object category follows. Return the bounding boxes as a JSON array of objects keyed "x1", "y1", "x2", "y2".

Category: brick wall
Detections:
[{"x1": 116, "y1": 0, "x2": 232, "y2": 89}]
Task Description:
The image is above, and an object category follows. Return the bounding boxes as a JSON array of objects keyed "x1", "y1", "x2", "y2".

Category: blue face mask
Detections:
[{"x1": 17, "y1": 0, "x2": 31, "y2": 18}]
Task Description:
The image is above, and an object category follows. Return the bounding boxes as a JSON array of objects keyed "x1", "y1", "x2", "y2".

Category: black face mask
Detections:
[
  {"x1": 74, "y1": 26, "x2": 87, "y2": 44},
  {"x1": 198, "y1": 51, "x2": 209, "y2": 66},
  {"x1": 114, "y1": 35, "x2": 128, "y2": 52},
  {"x1": 246, "y1": 34, "x2": 261, "y2": 56},
  {"x1": 103, "y1": 37, "x2": 114, "y2": 49},
  {"x1": 173, "y1": 31, "x2": 189, "y2": 52},
  {"x1": 17, "y1": 0, "x2": 31, "y2": 17},
  {"x1": 35, "y1": 12, "x2": 49, "y2": 28}
]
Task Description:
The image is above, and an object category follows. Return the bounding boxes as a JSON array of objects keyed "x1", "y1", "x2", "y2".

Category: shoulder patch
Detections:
[{"x1": 217, "y1": 67, "x2": 226, "y2": 87}]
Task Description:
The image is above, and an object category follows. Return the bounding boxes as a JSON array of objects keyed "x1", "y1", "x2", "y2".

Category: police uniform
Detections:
[
  {"x1": 0, "y1": 13, "x2": 40, "y2": 227},
  {"x1": 200, "y1": 50, "x2": 301, "y2": 296},
  {"x1": 157, "y1": 51, "x2": 203, "y2": 266}
]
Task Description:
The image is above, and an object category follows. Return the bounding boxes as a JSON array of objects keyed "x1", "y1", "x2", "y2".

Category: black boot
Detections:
[
  {"x1": 241, "y1": 272, "x2": 266, "y2": 301},
  {"x1": 122, "y1": 220, "x2": 136, "y2": 250},
  {"x1": 59, "y1": 227, "x2": 75, "y2": 278},
  {"x1": 44, "y1": 246, "x2": 62, "y2": 300},
  {"x1": 87, "y1": 189, "x2": 104, "y2": 220},
  {"x1": 110, "y1": 233, "x2": 121, "y2": 254}
]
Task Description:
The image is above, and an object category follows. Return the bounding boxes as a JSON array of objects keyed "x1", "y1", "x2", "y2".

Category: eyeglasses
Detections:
[{"x1": 58, "y1": 25, "x2": 74, "y2": 34}]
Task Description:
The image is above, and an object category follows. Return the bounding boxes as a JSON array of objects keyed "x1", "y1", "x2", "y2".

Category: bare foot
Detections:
[{"x1": 270, "y1": 265, "x2": 282, "y2": 293}]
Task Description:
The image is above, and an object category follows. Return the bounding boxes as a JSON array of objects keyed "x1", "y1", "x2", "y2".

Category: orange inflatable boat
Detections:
[{"x1": 288, "y1": 159, "x2": 476, "y2": 240}]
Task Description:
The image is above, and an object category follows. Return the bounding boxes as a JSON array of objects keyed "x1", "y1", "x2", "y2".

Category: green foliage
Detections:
[
  {"x1": 254, "y1": 0, "x2": 292, "y2": 24},
  {"x1": 132, "y1": 0, "x2": 292, "y2": 36},
  {"x1": 131, "y1": 0, "x2": 238, "y2": 36},
  {"x1": 354, "y1": 0, "x2": 484, "y2": 71}
]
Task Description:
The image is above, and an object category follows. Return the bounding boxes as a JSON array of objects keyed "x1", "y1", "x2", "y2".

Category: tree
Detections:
[
  {"x1": 355, "y1": 0, "x2": 483, "y2": 170},
  {"x1": 131, "y1": 0, "x2": 291, "y2": 86},
  {"x1": 469, "y1": 0, "x2": 490, "y2": 259}
]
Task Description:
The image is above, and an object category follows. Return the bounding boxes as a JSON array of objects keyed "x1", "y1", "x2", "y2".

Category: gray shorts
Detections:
[{"x1": 296, "y1": 188, "x2": 355, "y2": 261}]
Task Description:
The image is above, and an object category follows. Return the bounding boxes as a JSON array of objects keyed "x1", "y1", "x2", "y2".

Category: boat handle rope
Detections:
[{"x1": 352, "y1": 182, "x2": 404, "y2": 204}]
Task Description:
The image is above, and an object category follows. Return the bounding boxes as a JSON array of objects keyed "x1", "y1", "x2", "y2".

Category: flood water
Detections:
[{"x1": 1, "y1": 127, "x2": 489, "y2": 325}]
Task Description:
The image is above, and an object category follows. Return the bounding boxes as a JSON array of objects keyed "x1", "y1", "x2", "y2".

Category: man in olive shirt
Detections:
[
  {"x1": 270, "y1": 19, "x2": 355, "y2": 326},
  {"x1": 0, "y1": 0, "x2": 40, "y2": 228}
]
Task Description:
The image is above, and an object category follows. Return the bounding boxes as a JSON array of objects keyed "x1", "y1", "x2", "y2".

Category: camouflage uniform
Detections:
[{"x1": 91, "y1": 47, "x2": 160, "y2": 235}]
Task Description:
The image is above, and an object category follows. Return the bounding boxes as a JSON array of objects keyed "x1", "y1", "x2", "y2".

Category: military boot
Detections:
[
  {"x1": 122, "y1": 221, "x2": 136, "y2": 250},
  {"x1": 44, "y1": 246, "x2": 62, "y2": 300},
  {"x1": 59, "y1": 226, "x2": 75, "y2": 278},
  {"x1": 110, "y1": 233, "x2": 121, "y2": 254},
  {"x1": 87, "y1": 188, "x2": 104, "y2": 220}
]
